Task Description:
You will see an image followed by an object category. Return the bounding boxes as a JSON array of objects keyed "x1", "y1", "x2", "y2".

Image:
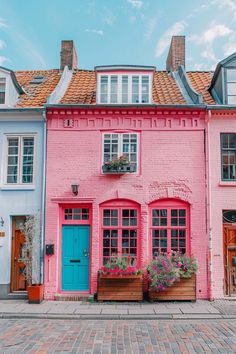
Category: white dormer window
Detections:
[
  {"x1": 97, "y1": 73, "x2": 152, "y2": 104},
  {"x1": 226, "y1": 69, "x2": 236, "y2": 104},
  {"x1": 0, "y1": 78, "x2": 6, "y2": 104}
]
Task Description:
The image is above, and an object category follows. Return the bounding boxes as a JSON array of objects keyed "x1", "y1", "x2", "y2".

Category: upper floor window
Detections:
[
  {"x1": 98, "y1": 74, "x2": 152, "y2": 104},
  {"x1": 150, "y1": 199, "x2": 190, "y2": 257},
  {"x1": 0, "y1": 78, "x2": 6, "y2": 104},
  {"x1": 5, "y1": 135, "x2": 35, "y2": 184},
  {"x1": 221, "y1": 133, "x2": 236, "y2": 180},
  {"x1": 226, "y1": 69, "x2": 236, "y2": 104},
  {"x1": 103, "y1": 133, "x2": 138, "y2": 172}
]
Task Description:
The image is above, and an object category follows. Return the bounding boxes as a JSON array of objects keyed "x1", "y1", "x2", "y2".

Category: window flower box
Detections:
[
  {"x1": 149, "y1": 275, "x2": 196, "y2": 301},
  {"x1": 97, "y1": 257, "x2": 143, "y2": 301},
  {"x1": 102, "y1": 155, "x2": 136, "y2": 174},
  {"x1": 147, "y1": 253, "x2": 198, "y2": 301},
  {"x1": 97, "y1": 274, "x2": 143, "y2": 301}
]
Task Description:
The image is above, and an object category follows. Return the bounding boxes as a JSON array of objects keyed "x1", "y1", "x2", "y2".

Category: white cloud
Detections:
[
  {"x1": 85, "y1": 29, "x2": 104, "y2": 36},
  {"x1": 0, "y1": 39, "x2": 6, "y2": 49},
  {"x1": 127, "y1": 0, "x2": 143, "y2": 9},
  {"x1": 202, "y1": 24, "x2": 232, "y2": 44},
  {"x1": 145, "y1": 16, "x2": 158, "y2": 41},
  {"x1": 102, "y1": 7, "x2": 115, "y2": 25},
  {"x1": 0, "y1": 56, "x2": 8, "y2": 66},
  {"x1": 212, "y1": 0, "x2": 236, "y2": 18},
  {"x1": 201, "y1": 48, "x2": 217, "y2": 62},
  {"x1": 155, "y1": 21, "x2": 187, "y2": 58},
  {"x1": 0, "y1": 17, "x2": 7, "y2": 28}
]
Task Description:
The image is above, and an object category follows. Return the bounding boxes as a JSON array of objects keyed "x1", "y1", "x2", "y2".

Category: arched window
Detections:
[
  {"x1": 100, "y1": 199, "x2": 140, "y2": 265},
  {"x1": 150, "y1": 199, "x2": 190, "y2": 256}
]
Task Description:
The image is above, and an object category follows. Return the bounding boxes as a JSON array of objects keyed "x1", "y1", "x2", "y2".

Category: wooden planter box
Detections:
[
  {"x1": 97, "y1": 274, "x2": 143, "y2": 301},
  {"x1": 149, "y1": 275, "x2": 196, "y2": 301},
  {"x1": 102, "y1": 164, "x2": 136, "y2": 174}
]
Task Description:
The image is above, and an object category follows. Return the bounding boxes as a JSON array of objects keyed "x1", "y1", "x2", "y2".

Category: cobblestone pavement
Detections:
[{"x1": 0, "y1": 319, "x2": 236, "y2": 353}]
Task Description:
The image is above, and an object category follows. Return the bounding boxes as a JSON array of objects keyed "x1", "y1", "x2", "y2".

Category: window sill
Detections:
[
  {"x1": 218, "y1": 181, "x2": 236, "y2": 187},
  {"x1": 0, "y1": 184, "x2": 35, "y2": 191}
]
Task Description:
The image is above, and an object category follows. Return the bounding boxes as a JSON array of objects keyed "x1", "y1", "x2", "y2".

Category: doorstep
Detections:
[
  {"x1": 54, "y1": 293, "x2": 91, "y2": 301},
  {"x1": 7, "y1": 291, "x2": 28, "y2": 300}
]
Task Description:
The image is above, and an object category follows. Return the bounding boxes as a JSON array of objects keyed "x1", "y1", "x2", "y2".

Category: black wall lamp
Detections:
[
  {"x1": 0, "y1": 217, "x2": 4, "y2": 227},
  {"x1": 71, "y1": 183, "x2": 79, "y2": 196}
]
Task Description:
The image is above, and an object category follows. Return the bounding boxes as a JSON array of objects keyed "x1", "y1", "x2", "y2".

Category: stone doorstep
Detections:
[{"x1": 54, "y1": 294, "x2": 92, "y2": 301}]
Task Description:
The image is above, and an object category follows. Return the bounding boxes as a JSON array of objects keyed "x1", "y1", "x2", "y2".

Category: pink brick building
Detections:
[
  {"x1": 44, "y1": 39, "x2": 210, "y2": 300},
  {"x1": 44, "y1": 38, "x2": 236, "y2": 300}
]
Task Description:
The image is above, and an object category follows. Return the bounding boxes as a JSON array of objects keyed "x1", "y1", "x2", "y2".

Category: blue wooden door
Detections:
[{"x1": 62, "y1": 225, "x2": 90, "y2": 291}]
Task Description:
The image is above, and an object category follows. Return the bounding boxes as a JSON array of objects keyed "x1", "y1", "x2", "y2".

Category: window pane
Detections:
[
  {"x1": 7, "y1": 138, "x2": 19, "y2": 184},
  {"x1": 141, "y1": 76, "x2": 149, "y2": 103},
  {"x1": 221, "y1": 134, "x2": 236, "y2": 180},
  {"x1": 122, "y1": 75, "x2": 128, "y2": 103},
  {"x1": 132, "y1": 76, "x2": 139, "y2": 103},
  {"x1": 228, "y1": 96, "x2": 236, "y2": 104},
  {"x1": 0, "y1": 78, "x2": 6, "y2": 104},
  {"x1": 100, "y1": 76, "x2": 108, "y2": 103},
  {"x1": 22, "y1": 138, "x2": 34, "y2": 184},
  {"x1": 110, "y1": 75, "x2": 118, "y2": 103},
  {"x1": 227, "y1": 83, "x2": 236, "y2": 95},
  {"x1": 227, "y1": 69, "x2": 236, "y2": 82}
]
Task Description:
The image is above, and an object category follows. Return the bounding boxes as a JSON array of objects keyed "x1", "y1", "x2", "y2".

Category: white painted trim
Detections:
[
  {"x1": 1, "y1": 133, "x2": 37, "y2": 187},
  {"x1": 47, "y1": 66, "x2": 73, "y2": 104}
]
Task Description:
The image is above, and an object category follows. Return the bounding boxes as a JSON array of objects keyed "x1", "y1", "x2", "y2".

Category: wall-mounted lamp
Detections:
[
  {"x1": 0, "y1": 217, "x2": 4, "y2": 227},
  {"x1": 71, "y1": 183, "x2": 79, "y2": 196}
]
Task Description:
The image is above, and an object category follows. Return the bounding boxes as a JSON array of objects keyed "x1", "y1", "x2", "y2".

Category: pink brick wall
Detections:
[
  {"x1": 207, "y1": 111, "x2": 236, "y2": 299},
  {"x1": 44, "y1": 108, "x2": 208, "y2": 300}
]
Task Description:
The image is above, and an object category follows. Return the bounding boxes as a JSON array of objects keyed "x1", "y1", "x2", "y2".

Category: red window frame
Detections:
[
  {"x1": 100, "y1": 200, "x2": 140, "y2": 266},
  {"x1": 150, "y1": 199, "x2": 190, "y2": 256}
]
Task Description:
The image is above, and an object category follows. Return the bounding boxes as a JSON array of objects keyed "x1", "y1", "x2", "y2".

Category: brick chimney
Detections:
[
  {"x1": 60, "y1": 40, "x2": 78, "y2": 70},
  {"x1": 166, "y1": 36, "x2": 185, "y2": 72}
]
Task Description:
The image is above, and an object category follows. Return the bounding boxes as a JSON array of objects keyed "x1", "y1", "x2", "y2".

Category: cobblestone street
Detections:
[{"x1": 0, "y1": 318, "x2": 236, "y2": 354}]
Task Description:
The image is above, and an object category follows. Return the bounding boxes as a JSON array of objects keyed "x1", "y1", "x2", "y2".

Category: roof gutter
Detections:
[
  {"x1": 45, "y1": 103, "x2": 207, "y2": 110},
  {"x1": 0, "y1": 107, "x2": 43, "y2": 113}
]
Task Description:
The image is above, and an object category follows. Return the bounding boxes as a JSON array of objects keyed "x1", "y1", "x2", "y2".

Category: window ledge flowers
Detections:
[{"x1": 102, "y1": 155, "x2": 135, "y2": 174}]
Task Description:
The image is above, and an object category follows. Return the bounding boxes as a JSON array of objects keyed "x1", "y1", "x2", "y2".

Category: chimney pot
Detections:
[
  {"x1": 166, "y1": 36, "x2": 185, "y2": 72},
  {"x1": 60, "y1": 40, "x2": 78, "y2": 71}
]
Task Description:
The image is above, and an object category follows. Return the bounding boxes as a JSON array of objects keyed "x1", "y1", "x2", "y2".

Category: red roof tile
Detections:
[{"x1": 187, "y1": 71, "x2": 215, "y2": 104}]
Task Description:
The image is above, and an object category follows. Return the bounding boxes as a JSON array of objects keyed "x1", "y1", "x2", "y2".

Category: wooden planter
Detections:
[
  {"x1": 97, "y1": 274, "x2": 143, "y2": 301},
  {"x1": 27, "y1": 284, "x2": 44, "y2": 304},
  {"x1": 149, "y1": 275, "x2": 196, "y2": 301}
]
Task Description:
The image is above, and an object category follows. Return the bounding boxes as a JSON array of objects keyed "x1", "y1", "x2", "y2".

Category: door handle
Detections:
[{"x1": 70, "y1": 259, "x2": 80, "y2": 263}]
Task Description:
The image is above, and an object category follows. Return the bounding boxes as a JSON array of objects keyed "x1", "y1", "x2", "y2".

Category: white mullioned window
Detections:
[
  {"x1": 98, "y1": 74, "x2": 152, "y2": 104},
  {"x1": 226, "y1": 69, "x2": 236, "y2": 104},
  {"x1": 103, "y1": 132, "x2": 138, "y2": 171},
  {"x1": 5, "y1": 135, "x2": 35, "y2": 184},
  {"x1": 0, "y1": 78, "x2": 6, "y2": 104}
]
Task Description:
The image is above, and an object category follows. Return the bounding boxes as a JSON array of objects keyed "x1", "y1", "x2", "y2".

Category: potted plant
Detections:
[
  {"x1": 102, "y1": 155, "x2": 136, "y2": 174},
  {"x1": 97, "y1": 257, "x2": 143, "y2": 301},
  {"x1": 20, "y1": 214, "x2": 43, "y2": 303},
  {"x1": 148, "y1": 253, "x2": 198, "y2": 301}
]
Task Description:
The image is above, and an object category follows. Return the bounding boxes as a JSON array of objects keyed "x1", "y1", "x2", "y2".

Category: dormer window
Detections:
[
  {"x1": 98, "y1": 74, "x2": 151, "y2": 104},
  {"x1": 96, "y1": 65, "x2": 155, "y2": 105},
  {"x1": 0, "y1": 78, "x2": 6, "y2": 104},
  {"x1": 226, "y1": 69, "x2": 236, "y2": 104}
]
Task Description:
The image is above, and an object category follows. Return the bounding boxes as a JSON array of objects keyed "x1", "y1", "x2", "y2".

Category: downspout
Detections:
[
  {"x1": 40, "y1": 109, "x2": 47, "y2": 284},
  {"x1": 206, "y1": 109, "x2": 213, "y2": 300}
]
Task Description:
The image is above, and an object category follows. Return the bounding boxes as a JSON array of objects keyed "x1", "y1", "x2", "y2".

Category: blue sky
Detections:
[{"x1": 0, "y1": 0, "x2": 236, "y2": 71}]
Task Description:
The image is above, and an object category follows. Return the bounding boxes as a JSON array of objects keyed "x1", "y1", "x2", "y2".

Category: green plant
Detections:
[
  {"x1": 99, "y1": 257, "x2": 143, "y2": 276},
  {"x1": 171, "y1": 252, "x2": 198, "y2": 278}
]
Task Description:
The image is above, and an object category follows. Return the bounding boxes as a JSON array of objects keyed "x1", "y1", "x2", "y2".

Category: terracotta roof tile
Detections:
[
  {"x1": 61, "y1": 70, "x2": 96, "y2": 104},
  {"x1": 15, "y1": 70, "x2": 61, "y2": 107},
  {"x1": 61, "y1": 70, "x2": 186, "y2": 105},
  {"x1": 152, "y1": 71, "x2": 186, "y2": 104},
  {"x1": 187, "y1": 71, "x2": 215, "y2": 104}
]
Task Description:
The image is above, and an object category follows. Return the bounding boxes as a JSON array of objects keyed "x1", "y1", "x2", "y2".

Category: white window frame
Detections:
[
  {"x1": 0, "y1": 77, "x2": 6, "y2": 105},
  {"x1": 2, "y1": 134, "x2": 36, "y2": 186},
  {"x1": 97, "y1": 73, "x2": 152, "y2": 104},
  {"x1": 102, "y1": 132, "x2": 139, "y2": 173},
  {"x1": 226, "y1": 68, "x2": 236, "y2": 104}
]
